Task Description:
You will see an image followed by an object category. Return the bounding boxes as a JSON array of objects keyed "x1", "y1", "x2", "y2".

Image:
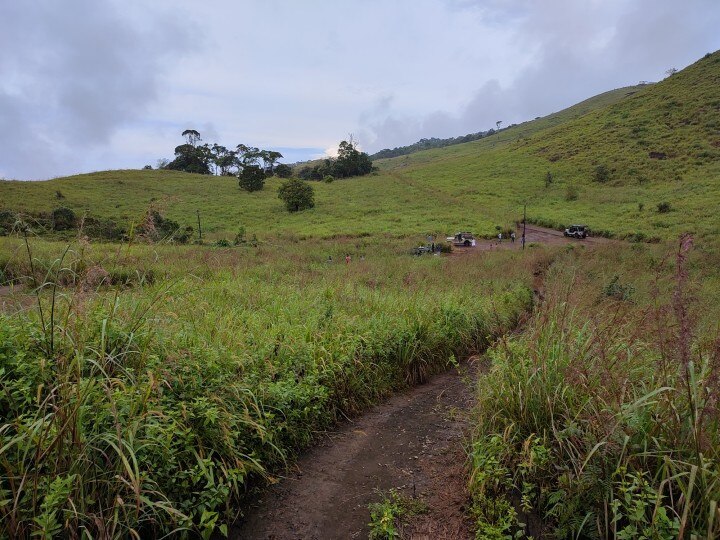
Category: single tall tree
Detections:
[{"x1": 182, "y1": 129, "x2": 201, "y2": 147}]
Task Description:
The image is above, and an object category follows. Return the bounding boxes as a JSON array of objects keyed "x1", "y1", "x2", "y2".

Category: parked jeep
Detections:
[{"x1": 564, "y1": 224, "x2": 589, "y2": 239}]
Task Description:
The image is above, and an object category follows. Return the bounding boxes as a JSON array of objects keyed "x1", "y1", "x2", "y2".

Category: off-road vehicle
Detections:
[{"x1": 564, "y1": 224, "x2": 589, "y2": 239}]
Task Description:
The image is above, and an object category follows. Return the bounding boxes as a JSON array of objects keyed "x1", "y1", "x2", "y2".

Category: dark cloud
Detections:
[
  {"x1": 364, "y1": 0, "x2": 720, "y2": 152},
  {"x1": 0, "y1": 0, "x2": 194, "y2": 179}
]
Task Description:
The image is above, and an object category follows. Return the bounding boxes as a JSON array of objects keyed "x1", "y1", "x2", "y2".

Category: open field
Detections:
[
  {"x1": 0, "y1": 51, "x2": 719, "y2": 539},
  {"x1": 1, "y1": 53, "x2": 718, "y2": 243},
  {"x1": 0, "y1": 236, "x2": 539, "y2": 537}
]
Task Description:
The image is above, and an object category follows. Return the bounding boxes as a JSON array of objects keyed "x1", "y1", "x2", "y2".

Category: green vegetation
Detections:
[
  {"x1": 368, "y1": 489, "x2": 428, "y2": 539},
  {"x1": 297, "y1": 138, "x2": 374, "y2": 180},
  {"x1": 0, "y1": 50, "x2": 719, "y2": 539},
  {"x1": 237, "y1": 165, "x2": 266, "y2": 192},
  {"x1": 469, "y1": 240, "x2": 720, "y2": 538},
  {"x1": 277, "y1": 178, "x2": 315, "y2": 212},
  {"x1": 0, "y1": 236, "x2": 533, "y2": 537},
  {"x1": 2, "y1": 53, "x2": 718, "y2": 242}
]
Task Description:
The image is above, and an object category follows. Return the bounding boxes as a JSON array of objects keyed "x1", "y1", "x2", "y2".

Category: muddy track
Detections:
[{"x1": 232, "y1": 360, "x2": 482, "y2": 540}]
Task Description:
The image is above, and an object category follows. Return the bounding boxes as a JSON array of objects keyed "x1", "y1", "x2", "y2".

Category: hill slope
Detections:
[{"x1": 1, "y1": 52, "x2": 718, "y2": 241}]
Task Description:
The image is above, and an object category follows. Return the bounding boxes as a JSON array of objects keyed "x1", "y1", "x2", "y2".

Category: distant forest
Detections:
[{"x1": 369, "y1": 129, "x2": 497, "y2": 160}]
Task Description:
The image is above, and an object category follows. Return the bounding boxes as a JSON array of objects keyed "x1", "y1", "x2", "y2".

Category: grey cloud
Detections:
[
  {"x1": 364, "y1": 0, "x2": 720, "y2": 152},
  {"x1": 0, "y1": 0, "x2": 195, "y2": 179}
]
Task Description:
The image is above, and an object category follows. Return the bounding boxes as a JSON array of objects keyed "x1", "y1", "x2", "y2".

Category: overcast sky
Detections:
[{"x1": 1, "y1": 0, "x2": 719, "y2": 180}]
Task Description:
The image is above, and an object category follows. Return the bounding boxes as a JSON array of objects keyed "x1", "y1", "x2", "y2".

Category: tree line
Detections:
[
  {"x1": 369, "y1": 130, "x2": 498, "y2": 161},
  {"x1": 155, "y1": 129, "x2": 293, "y2": 179},
  {"x1": 296, "y1": 139, "x2": 375, "y2": 181}
]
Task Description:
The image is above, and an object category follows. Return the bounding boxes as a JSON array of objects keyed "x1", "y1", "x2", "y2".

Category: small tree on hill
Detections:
[
  {"x1": 275, "y1": 163, "x2": 292, "y2": 178},
  {"x1": 278, "y1": 178, "x2": 314, "y2": 212},
  {"x1": 238, "y1": 165, "x2": 265, "y2": 192}
]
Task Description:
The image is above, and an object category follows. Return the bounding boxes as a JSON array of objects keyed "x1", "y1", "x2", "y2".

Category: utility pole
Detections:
[
  {"x1": 522, "y1": 204, "x2": 527, "y2": 250},
  {"x1": 196, "y1": 210, "x2": 202, "y2": 241}
]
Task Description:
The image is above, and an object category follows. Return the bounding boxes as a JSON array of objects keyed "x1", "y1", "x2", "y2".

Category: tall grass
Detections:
[
  {"x1": 0, "y1": 238, "x2": 535, "y2": 537},
  {"x1": 469, "y1": 239, "x2": 720, "y2": 538}
]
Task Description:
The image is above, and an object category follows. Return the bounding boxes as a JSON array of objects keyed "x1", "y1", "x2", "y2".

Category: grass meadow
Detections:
[
  {"x1": 0, "y1": 50, "x2": 718, "y2": 539},
  {"x1": 469, "y1": 239, "x2": 720, "y2": 538},
  {"x1": 1, "y1": 55, "x2": 718, "y2": 244},
  {"x1": 0, "y1": 235, "x2": 537, "y2": 537}
]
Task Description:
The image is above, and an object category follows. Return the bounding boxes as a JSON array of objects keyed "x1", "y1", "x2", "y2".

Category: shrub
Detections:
[
  {"x1": 657, "y1": 201, "x2": 672, "y2": 213},
  {"x1": 81, "y1": 217, "x2": 126, "y2": 241},
  {"x1": 0, "y1": 210, "x2": 16, "y2": 234},
  {"x1": 593, "y1": 164, "x2": 610, "y2": 183},
  {"x1": 323, "y1": 175, "x2": 334, "y2": 184},
  {"x1": 51, "y1": 207, "x2": 77, "y2": 231},
  {"x1": 278, "y1": 178, "x2": 315, "y2": 212},
  {"x1": 603, "y1": 274, "x2": 635, "y2": 300},
  {"x1": 136, "y1": 210, "x2": 190, "y2": 243},
  {"x1": 274, "y1": 164, "x2": 292, "y2": 178},
  {"x1": 233, "y1": 226, "x2": 246, "y2": 245},
  {"x1": 237, "y1": 165, "x2": 265, "y2": 192}
]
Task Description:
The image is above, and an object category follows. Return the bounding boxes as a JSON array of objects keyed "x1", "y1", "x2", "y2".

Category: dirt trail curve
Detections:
[{"x1": 232, "y1": 361, "x2": 482, "y2": 540}]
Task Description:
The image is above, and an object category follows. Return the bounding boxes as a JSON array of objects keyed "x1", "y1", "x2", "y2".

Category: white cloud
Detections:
[{"x1": 1, "y1": 0, "x2": 719, "y2": 179}]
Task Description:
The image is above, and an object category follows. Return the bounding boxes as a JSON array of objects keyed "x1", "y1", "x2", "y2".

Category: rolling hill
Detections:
[{"x1": 1, "y1": 51, "x2": 718, "y2": 241}]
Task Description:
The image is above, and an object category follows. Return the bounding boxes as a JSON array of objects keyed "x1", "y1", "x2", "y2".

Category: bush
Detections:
[
  {"x1": 657, "y1": 201, "x2": 672, "y2": 213},
  {"x1": 593, "y1": 164, "x2": 610, "y2": 183},
  {"x1": 81, "y1": 217, "x2": 126, "y2": 241},
  {"x1": 603, "y1": 274, "x2": 635, "y2": 300},
  {"x1": 137, "y1": 210, "x2": 191, "y2": 243},
  {"x1": 278, "y1": 179, "x2": 315, "y2": 212},
  {"x1": 0, "y1": 210, "x2": 16, "y2": 234},
  {"x1": 274, "y1": 164, "x2": 292, "y2": 178},
  {"x1": 238, "y1": 165, "x2": 265, "y2": 192},
  {"x1": 51, "y1": 207, "x2": 77, "y2": 231},
  {"x1": 233, "y1": 226, "x2": 246, "y2": 245},
  {"x1": 323, "y1": 175, "x2": 334, "y2": 184}
]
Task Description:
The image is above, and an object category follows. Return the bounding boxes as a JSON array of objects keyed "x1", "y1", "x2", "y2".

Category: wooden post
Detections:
[
  {"x1": 196, "y1": 210, "x2": 202, "y2": 241},
  {"x1": 522, "y1": 204, "x2": 526, "y2": 250}
]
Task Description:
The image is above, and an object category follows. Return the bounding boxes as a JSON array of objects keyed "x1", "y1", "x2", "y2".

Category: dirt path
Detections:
[
  {"x1": 451, "y1": 224, "x2": 612, "y2": 256},
  {"x1": 232, "y1": 360, "x2": 482, "y2": 540}
]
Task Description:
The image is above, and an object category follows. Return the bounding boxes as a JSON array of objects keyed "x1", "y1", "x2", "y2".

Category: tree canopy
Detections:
[
  {"x1": 238, "y1": 165, "x2": 266, "y2": 192},
  {"x1": 297, "y1": 139, "x2": 374, "y2": 181},
  {"x1": 159, "y1": 130, "x2": 287, "y2": 181},
  {"x1": 278, "y1": 178, "x2": 315, "y2": 212}
]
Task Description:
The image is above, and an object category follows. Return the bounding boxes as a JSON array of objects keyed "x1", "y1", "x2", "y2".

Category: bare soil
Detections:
[
  {"x1": 451, "y1": 224, "x2": 612, "y2": 255},
  {"x1": 232, "y1": 360, "x2": 483, "y2": 540}
]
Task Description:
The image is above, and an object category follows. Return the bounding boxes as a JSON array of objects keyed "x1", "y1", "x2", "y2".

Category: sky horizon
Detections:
[{"x1": 1, "y1": 0, "x2": 719, "y2": 181}]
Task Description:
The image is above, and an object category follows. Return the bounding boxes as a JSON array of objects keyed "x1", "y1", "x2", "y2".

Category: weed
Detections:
[{"x1": 368, "y1": 489, "x2": 427, "y2": 539}]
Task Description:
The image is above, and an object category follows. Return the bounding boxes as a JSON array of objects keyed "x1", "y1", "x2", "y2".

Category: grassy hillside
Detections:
[{"x1": 1, "y1": 53, "x2": 718, "y2": 242}]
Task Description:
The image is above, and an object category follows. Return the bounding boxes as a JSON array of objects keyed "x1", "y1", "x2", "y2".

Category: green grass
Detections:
[
  {"x1": 1, "y1": 49, "x2": 719, "y2": 540},
  {"x1": 0, "y1": 237, "x2": 536, "y2": 537},
  {"x1": 1, "y1": 52, "x2": 718, "y2": 243},
  {"x1": 468, "y1": 240, "x2": 720, "y2": 538}
]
